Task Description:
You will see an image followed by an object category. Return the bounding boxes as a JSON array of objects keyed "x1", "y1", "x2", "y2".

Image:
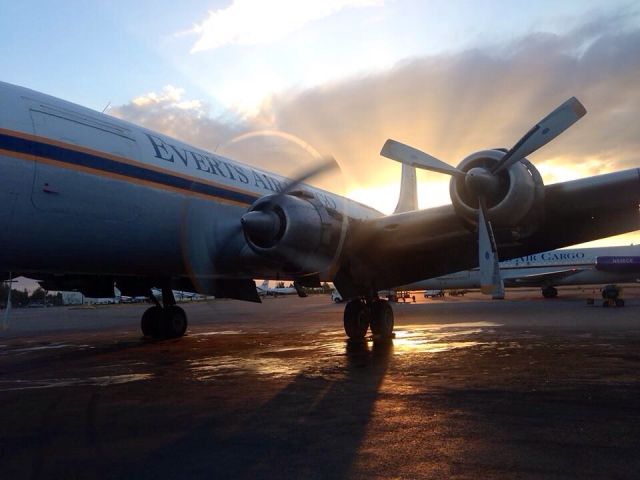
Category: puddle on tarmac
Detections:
[
  {"x1": 11, "y1": 343, "x2": 91, "y2": 353},
  {"x1": 188, "y1": 322, "x2": 501, "y2": 379},
  {"x1": 188, "y1": 355, "x2": 304, "y2": 379},
  {"x1": 389, "y1": 323, "x2": 500, "y2": 354},
  {"x1": 0, "y1": 373, "x2": 154, "y2": 391},
  {"x1": 191, "y1": 330, "x2": 244, "y2": 336}
]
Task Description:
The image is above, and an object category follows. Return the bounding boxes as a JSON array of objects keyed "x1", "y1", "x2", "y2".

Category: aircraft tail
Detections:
[{"x1": 393, "y1": 163, "x2": 418, "y2": 213}]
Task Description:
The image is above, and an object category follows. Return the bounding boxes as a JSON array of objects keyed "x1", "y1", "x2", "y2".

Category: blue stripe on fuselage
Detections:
[{"x1": 0, "y1": 132, "x2": 259, "y2": 205}]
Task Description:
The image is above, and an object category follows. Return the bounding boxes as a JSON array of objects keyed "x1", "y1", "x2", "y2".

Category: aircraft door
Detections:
[
  {"x1": 27, "y1": 100, "x2": 140, "y2": 221},
  {"x1": 0, "y1": 96, "x2": 35, "y2": 246}
]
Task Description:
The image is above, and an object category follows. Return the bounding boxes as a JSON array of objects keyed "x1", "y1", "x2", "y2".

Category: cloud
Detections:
[
  {"x1": 184, "y1": 0, "x2": 383, "y2": 53},
  {"x1": 114, "y1": 12, "x2": 640, "y2": 211},
  {"x1": 111, "y1": 86, "x2": 328, "y2": 181},
  {"x1": 257, "y1": 13, "x2": 640, "y2": 198},
  {"x1": 111, "y1": 85, "x2": 244, "y2": 152},
  {"x1": 131, "y1": 85, "x2": 203, "y2": 111}
]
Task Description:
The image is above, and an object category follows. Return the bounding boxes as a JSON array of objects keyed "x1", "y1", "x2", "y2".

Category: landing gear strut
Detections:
[
  {"x1": 343, "y1": 298, "x2": 394, "y2": 340},
  {"x1": 141, "y1": 284, "x2": 188, "y2": 339}
]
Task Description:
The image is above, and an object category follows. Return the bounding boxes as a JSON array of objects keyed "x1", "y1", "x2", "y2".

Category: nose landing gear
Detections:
[{"x1": 141, "y1": 285, "x2": 188, "y2": 339}]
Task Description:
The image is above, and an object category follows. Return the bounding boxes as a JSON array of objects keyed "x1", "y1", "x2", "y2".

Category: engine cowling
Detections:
[
  {"x1": 449, "y1": 149, "x2": 545, "y2": 235},
  {"x1": 241, "y1": 191, "x2": 346, "y2": 274}
]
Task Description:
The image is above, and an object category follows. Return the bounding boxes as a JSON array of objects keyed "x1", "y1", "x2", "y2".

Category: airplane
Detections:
[
  {"x1": 1, "y1": 80, "x2": 639, "y2": 340},
  {"x1": 408, "y1": 245, "x2": 640, "y2": 299},
  {"x1": 256, "y1": 280, "x2": 300, "y2": 297},
  {"x1": 148, "y1": 287, "x2": 202, "y2": 302}
]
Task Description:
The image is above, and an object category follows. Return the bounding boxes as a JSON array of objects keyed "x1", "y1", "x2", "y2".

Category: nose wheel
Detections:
[{"x1": 140, "y1": 285, "x2": 188, "y2": 339}]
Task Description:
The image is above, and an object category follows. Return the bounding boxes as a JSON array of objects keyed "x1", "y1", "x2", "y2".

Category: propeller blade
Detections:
[
  {"x1": 275, "y1": 155, "x2": 339, "y2": 200},
  {"x1": 478, "y1": 200, "x2": 505, "y2": 299},
  {"x1": 492, "y1": 97, "x2": 586, "y2": 174},
  {"x1": 381, "y1": 139, "x2": 465, "y2": 177}
]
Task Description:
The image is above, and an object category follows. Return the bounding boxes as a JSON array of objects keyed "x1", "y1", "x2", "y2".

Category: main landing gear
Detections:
[
  {"x1": 542, "y1": 286, "x2": 558, "y2": 298},
  {"x1": 343, "y1": 298, "x2": 394, "y2": 340},
  {"x1": 140, "y1": 285, "x2": 188, "y2": 339},
  {"x1": 601, "y1": 284, "x2": 624, "y2": 308}
]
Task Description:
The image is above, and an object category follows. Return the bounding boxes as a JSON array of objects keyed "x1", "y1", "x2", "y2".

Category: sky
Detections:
[{"x1": 1, "y1": 0, "x2": 640, "y2": 247}]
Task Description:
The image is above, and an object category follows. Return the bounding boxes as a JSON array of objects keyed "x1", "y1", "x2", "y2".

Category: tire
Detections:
[
  {"x1": 343, "y1": 300, "x2": 370, "y2": 339},
  {"x1": 161, "y1": 305, "x2": 188, "y2": 338},
  {"x1": 141, "y1": 306, "x2": 162, "y2": 337},
  {"x1": 370, "y1": 300, "x2": 394, "y2": 337}
]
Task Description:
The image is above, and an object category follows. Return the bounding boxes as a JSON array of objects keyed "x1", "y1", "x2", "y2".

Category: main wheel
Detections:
[
  {"x1": 343, "y1": 300, "x2": 370, "y2": 339},
  {"x1": 370, "y1": 300, "x2": 394, "y2": 337},
  {"x1": 141, "y1": 306, "x2": 162, "y2": 337},
  {"x1": 161, "y1": 305, "x2": 188, "y2": 338},
  {"x1": 542, "y1": 286, "x2": 558, "y2": 298}
]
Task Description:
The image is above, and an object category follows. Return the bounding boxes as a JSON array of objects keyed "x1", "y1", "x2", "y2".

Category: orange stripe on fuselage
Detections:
[{"x1": 0, "y1": 128, "x2": 257, "y2": 206}]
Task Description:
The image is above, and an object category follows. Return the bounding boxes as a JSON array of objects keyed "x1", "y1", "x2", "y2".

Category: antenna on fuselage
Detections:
[{"x1": 102, "y1": 101, "x2": 111, "y2": 114}]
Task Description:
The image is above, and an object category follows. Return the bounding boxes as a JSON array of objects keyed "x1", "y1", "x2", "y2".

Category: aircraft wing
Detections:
[{"x1": 334, "y1": 169, "x2": 640, "y2": 297}]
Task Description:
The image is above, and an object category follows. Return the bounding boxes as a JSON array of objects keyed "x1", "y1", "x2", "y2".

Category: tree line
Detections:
[{"x1": 0, "y1": 284, "x2": 63, "y2": 308}]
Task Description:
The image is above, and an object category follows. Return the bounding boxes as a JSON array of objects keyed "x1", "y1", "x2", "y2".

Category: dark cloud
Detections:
[{"x1": 112, "y1": 12, "x2": 640, "y2": 195}]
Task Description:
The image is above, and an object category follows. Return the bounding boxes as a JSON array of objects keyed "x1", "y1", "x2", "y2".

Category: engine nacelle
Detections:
[
  {"x1": 242, "y1": 192, "x2": 346, "y2": 274},
  {"x1": 449, "y1": 149, "x2": 545, "y2": 234}
]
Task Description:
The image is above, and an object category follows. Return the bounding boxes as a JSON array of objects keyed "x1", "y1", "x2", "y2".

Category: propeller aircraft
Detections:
[{"x1": 0, "y1": 82, "x2": 638, "y2": 340}]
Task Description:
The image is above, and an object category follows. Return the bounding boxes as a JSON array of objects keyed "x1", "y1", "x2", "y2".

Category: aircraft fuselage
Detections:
[{"x1": 0, "y1": 82, "x2": 379, "y2": 280}]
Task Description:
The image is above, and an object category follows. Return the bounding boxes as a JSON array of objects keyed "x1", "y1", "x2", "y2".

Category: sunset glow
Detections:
[{"x1": 2, "y1": 0, "x2": 638, "y2": 247}]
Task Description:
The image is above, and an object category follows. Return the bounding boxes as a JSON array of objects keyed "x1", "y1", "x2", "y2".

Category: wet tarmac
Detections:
[{"x1": 1, "y1": 289, "x2": 640, "y2": 479}]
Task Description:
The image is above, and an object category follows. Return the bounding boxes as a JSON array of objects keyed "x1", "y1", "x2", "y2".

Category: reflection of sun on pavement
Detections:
[
  {"x1": 390, "y1": 322, "x2": 500, "y2": 354},
  {"x1": 349, "y1": 321, "x2": 502, "y2": 477}
]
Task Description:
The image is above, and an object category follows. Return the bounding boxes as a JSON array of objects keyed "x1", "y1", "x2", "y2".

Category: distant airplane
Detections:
[
  {"x1": 148, "y1": 288, "x2": 202, "y2": 302},
  {"x1": 410, "y1": 245, "x2": 640, "y2": 299},
  {"x1": 256, "y1": 280, "x2": 301, "y2": 297},
  {"x1": 1, "y1": 81, "x2": 639, "y2": 340}
]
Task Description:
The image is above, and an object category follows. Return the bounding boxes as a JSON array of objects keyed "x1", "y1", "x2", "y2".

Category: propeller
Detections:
[
  {"x1": 380, "y1": 97, "x2": 587, "y2": 296},
  {"x1": 240, "y1": 156, "x2": 344, "y2": 298},
  {"x1": 180, "y1": 139, "x2": 343, "y2": 301},
  {"x1": 240, "y1": 156, "x2": 339, "y2": 243}
]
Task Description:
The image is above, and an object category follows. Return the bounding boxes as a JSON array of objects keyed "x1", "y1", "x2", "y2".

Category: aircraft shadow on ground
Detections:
[
  {"x1": 124, "y1": 339, "x2": 393, "y2": 479},
  {"x1": 428, "y1": 383, "x2": 640, "y2": 478}
]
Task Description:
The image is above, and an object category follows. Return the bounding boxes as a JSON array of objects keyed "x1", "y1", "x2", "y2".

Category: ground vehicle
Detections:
[
  {"x1": 423, "y1": 289, "x2": 444, "y2": 298},
  {"x1": 331, "y1": 289, "x2": 343, "y2": 303}
]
